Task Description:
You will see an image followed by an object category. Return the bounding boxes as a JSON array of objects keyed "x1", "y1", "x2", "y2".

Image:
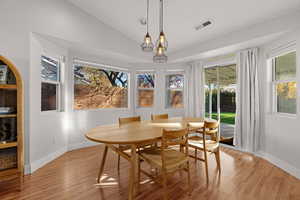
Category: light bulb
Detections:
[
  {"x1": 157, "y1": 43, "x2": 165, "y2": 55},
  {"x1": 141, "y1": 32, "x2": 154, "y2": 52},
  {"x1": 159, "y1": 32, "x2": 165, "y2": 43},
  {"x1": 145, "y1": 36, "x2": 151, "y2": 44}
]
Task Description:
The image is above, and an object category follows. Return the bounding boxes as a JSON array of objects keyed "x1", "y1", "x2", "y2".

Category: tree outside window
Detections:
[
  {"x1": 166, "y1": 74, "x2": 184, "y2": 108},
  {"x1": 272, "y1": 51, "x2": 297, "y2": 114},
  {"x1": 74, "y1": 64, "x2": 129, "y2": 110},
  {"x1": 136, "y1": 73, "x2": 155, "y2": 108}
]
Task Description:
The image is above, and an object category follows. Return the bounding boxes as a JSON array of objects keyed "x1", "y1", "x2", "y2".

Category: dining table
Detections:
[{"x1": 85, "y1": 117, "x2": 215, "y2": 200}]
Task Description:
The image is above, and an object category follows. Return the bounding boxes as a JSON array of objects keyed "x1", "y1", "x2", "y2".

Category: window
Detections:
[
  {"x1": 41, "y1": 55, "x2": 61, "y2": 112},
  {"x1": 74, "y1": 64, "x2": 129, "y2": 110},
  {"x1": 166, "y1": 74, "x2": 184, "y2": 108},
  {"x1": 136, "y1": 73, "x2": 155, "y2": 108},
  {"x1": 272, "y1": 51, "x2": 297, "y2": 114}
]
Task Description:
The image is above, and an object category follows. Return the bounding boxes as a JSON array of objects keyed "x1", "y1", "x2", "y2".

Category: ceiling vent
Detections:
[
  {"x1": 139, "y1": 18, "x2": 147, "y2": 26},
  {"x1": 195, "y1": 20, "x2": 212, "y2": 31}
]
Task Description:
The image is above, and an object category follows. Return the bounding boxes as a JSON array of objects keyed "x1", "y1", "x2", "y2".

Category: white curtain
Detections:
[
  {"x1": 186, "y1": 61, "x2": 205, "y2": 118},
  {"x1": 234, "y1": 48, "x2": 260, "y2": 152}
]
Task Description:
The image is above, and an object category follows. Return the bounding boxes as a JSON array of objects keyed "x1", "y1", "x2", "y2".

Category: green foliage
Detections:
[{"x1": 205, "y1": 112, "x2": 236, "y2": 125}]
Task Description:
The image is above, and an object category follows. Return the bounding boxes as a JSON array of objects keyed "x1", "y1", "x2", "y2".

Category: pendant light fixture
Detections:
[
  {"x1": 153, "y1": 0, "x2": 168, "y2": 63},
  {"x1": 140, "y1": 0, "x2": 154, "y2": 52}
]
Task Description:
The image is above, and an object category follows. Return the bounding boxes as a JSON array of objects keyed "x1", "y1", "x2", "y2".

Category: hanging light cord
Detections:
[
  {"x1": 160, "y1": 0, "x2": 163, "y2": 32},
  {"x1": 146, "y1": 0, "x2": 149, "y2": 33}
]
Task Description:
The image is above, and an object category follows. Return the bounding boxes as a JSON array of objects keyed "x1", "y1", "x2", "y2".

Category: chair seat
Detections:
[
  {"x1": 139, "y1": 147, "x2": 188, "y2": 171},
  {"x1": 188, "y1": 136, "x2": 219, "y2": 152}
]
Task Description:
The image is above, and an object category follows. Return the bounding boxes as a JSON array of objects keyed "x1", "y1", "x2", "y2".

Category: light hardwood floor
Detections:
[{"x1": 0, "y1": 145, "x2": 299, "y2": 200}]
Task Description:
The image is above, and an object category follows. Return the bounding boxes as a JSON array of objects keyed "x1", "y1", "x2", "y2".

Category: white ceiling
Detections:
[{"x1": 68, "y1": 0, "x2": 300, "y2": 53}]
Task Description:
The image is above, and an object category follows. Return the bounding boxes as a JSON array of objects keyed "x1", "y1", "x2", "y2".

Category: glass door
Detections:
[{"x1": 204, "y1": 64, "x2": 237, "y2": 145}]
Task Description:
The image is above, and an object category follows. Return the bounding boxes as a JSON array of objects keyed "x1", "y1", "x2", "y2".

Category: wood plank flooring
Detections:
[{"x1": 0, "y1": 145, "x2": 299, "y2": 200}]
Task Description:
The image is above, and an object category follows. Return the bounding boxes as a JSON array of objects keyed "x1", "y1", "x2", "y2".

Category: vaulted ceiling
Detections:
[{"x1": 68, "y1": 0, "x2": 300, "y2": 56}]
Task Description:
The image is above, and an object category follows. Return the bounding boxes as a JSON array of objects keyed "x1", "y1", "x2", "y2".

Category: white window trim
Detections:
[
  {"x1": 73, "y1": 60, "x2": 131, "y2": 111},
  {"x1": 271, "y1": 50, "x2": 297, "y2": 116},
  {"x1": 165, "y1": 73, "x2": 185, "y2": 109},
  {"x1": 41, "y1": 55, "x2": 62, "y2": 113},
  {"x1": 136, "y1": 72, "x2": 155, "y2": 109}
]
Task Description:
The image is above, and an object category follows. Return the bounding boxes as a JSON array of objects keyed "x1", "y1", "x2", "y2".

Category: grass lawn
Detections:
[{"x1": 205, "y1": 112, "x2": 236, "y2": 125}]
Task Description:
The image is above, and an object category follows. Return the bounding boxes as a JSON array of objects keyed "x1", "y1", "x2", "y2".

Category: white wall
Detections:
[
  {"x1": 29, "y1": 34, "x2": 69, "y2": 172},
  {"x1": 0, "y1": 0, "x2": 149, "y2": 173},
  {"x1": 1, "y1": 0, "x2": 299, "y2": 178},
  {"x1": 260, "y1": 30, "x2": 300, "y2": 178},
  {"x1": 0, "y1": 0, "x2": 190, "y2": 173}
]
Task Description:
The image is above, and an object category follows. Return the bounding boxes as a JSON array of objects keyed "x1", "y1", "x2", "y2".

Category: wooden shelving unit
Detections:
[
  {"x1": 0, "y1": 114, "x2": 17, "y2": 118},
  {"x1": 0, "y1": 142, "x2": 18, "y2": 150},
  {"x1": 0, "y1": 55, "x2": 24, "y2": 182},
  {"x1": 0, "y1": 84, "x2": 17, "y2": 89}
]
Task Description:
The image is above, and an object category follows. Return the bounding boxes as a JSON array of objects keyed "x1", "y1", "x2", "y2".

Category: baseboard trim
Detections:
[
  {"x1": 220, "y1": 144, "x2": 300, "y2": 179},
  {"x1": 29, "y1": 147, "x2": 67, "y2": 174},
  {"x1": 255, "y1": 151, "x2": 300, "y2": 180},
  {"x1": 24, "y1": 164, "x2": 31, "y2": 175},
  {"x1": 67, "y1": 141, "x2": 99, "y2": 151}
]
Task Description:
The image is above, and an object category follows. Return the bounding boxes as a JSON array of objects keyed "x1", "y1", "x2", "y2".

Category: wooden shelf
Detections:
[
  {"x1": 0, "y1": 56, "x2": 23, "y2": 181},
  {"x1": 0, "y1": 84, "x2": 17, "y2": 89},
  {"x1": 0, "y1": 142, "x2": 17, "y2": 150},
  {"x1": 0, "y1": 114, "x2": 17, "y2": 118},
  {"x1": 0, "y1": 168, "x2": 19, "y2": 178}
]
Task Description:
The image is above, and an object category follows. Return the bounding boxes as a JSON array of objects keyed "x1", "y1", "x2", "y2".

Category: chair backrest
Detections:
[
  {"x1": 161, "y1": 128, "x2": 189, "y2": 164},
  {"x1": 118, "y1": 116, "x2": 141, "y2": 127},
  {"x1": 204, "y1": 120, "x2": 220, "y2": 142},
  {"x1": 151, "y1": 114, "x2": 169, "y2": 120}
]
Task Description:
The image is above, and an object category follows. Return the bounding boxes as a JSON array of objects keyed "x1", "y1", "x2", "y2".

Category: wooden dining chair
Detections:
[
  {"x1": 151, "y1": 113, "x2": 169, "y2": 120},
  {"x1": 119, "y1": 116, "x2": 141, "y2": 125},
  {"x1": 188, "y1": 120, "x2": 221, "y2": 183},
  {"x1": 116, "y1": 116, "x2": 142, "y2": 170},
  {"x1": 138, "y1": 128, "x2": 191, "y2": 200}
]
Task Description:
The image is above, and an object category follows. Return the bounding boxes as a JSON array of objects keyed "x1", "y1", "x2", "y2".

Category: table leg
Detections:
[
  {"x1": 129, "y1": 144, "x2": 138, "y2": 200},
  {"x1": 97, "y1": 145, "x2": 108, "y2": 183}
]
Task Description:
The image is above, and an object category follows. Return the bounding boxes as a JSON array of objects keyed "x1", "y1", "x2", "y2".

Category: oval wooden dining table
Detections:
[{"x1": 85, "y1": 117, "x2": 213, "y2": 200}]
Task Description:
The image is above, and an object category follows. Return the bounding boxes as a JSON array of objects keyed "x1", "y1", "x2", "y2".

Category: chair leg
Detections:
[
  {"x1": 187, "y1": 161, "x2": 191, "y2": 195},
  {"x1": 162, "y1": 170, "x2": 168, "y2": 200},
  {"x1": 214, "y1": 148, "x2": 221, "y2": 172},
  {"x1": 118, "y1": 154, "x2": 121, "y2": 171},
  {"x1": 97, "y1": 145, "x2": 108, "y2": 183},
  {"x1": 138, "y1": 157, "x2": 141, "y2": 187},
  {"x1": 194, "y1": 149, "x2": 197, "y2": 163},
  {"x1": 203, "y1": 150, "x2": 209, "y2": 184}
]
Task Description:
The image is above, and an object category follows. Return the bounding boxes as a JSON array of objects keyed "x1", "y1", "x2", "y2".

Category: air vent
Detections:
[
  {"x1": 139, "y1": 18, "x2": 147, "y2": 26},
  {"x1": 195, "y1": 20, "x2": 212, "y2": 31}
]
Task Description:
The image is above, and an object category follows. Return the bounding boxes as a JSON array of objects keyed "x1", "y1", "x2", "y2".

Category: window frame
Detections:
[
  {"x1": 271, "y1": 50, "x2": 297, "y2": 115},
  {"x1": 136, "y1": 72, "x2": 155, "y2": 109},
  {"x1": 40, "y1": 55, "x2": 62, "y2": 113},
  {"x1": 73, "y1": 61, "x2": 130, "y2": 111},
  {"x1": 165, "y1": 72, "x2": 185, "y2": 109}
]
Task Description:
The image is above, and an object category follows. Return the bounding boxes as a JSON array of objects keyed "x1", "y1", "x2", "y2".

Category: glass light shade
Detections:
[
  {"x1": 155, "y1": 31, "x2": 168, "y2": 51},
  {"x1": 141, "y1": 32, "x2": 154, "y2": 52},
  {"x1": 153, "y1": 43, "x2": 168, "y2": 63}
]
